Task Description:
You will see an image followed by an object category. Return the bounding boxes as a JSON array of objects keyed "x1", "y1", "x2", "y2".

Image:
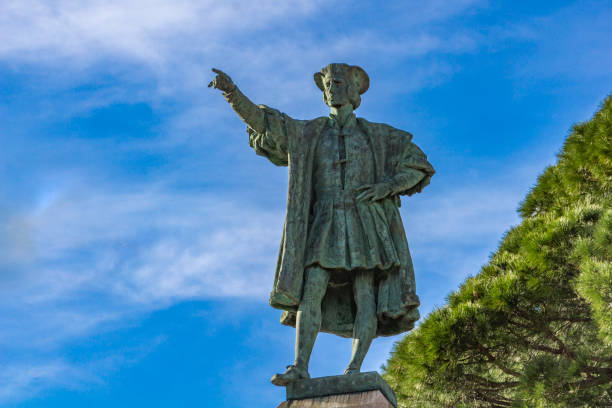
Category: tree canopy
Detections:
[{"x1": 384, "y1": 95, "x2": 612, "y2": 407}]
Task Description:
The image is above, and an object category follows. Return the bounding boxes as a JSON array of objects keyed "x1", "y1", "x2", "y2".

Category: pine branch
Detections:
[
  {"x1": 464, "y1": 374, "x2": 520, "y2": 389},
  {"x1": 477, "y1": 344, "x2": 522, "y2": 378},
  {"x1": 472, "y1": 390, "x2": 514, "y2": 408}
]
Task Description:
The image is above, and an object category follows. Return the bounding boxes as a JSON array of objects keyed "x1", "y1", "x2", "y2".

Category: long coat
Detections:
[{"x1": 248, "y1": 106, "x2": 434, "y2": 337}]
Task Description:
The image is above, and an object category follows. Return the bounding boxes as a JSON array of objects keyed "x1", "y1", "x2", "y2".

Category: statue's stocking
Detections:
[
  {"x1": 295, "y1": 266, "x2": 330, "y2": 372},
  {"x1": 346, "y1": 270, "x2": 377, "y2": 373}
]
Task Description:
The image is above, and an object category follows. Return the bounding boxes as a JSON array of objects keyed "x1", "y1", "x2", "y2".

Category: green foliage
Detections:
[
  {"x1": 385, "y1": 94, "x2": 612, "y2": 407},
  {"x1": 575, "y1": 210, "x2": 612, "y2": 346}
]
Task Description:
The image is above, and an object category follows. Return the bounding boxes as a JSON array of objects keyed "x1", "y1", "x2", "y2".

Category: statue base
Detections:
[{"x1": 277, "y1": 372, "x2": 397, "y2": 407}]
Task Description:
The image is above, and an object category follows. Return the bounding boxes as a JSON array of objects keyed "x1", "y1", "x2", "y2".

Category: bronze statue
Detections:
[{"x1": 209, "y1": 63, "x2": 434, "y2": 386}]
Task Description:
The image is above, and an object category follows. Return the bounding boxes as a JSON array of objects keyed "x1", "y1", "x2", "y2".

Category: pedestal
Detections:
[{"x1": 277, "y1": 372, "x2": 397, "y2": 408}]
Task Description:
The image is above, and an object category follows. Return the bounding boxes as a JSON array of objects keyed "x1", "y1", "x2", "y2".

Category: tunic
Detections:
[{"x1": 306, "y1": 114, "x2": 401, "y2": 271}]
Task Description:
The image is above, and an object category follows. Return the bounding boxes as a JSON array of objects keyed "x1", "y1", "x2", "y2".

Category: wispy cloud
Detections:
[
  {"x1": 0, "y1": 335, "x2": 166, "y2": 405},
  {"x1": 0, "y1": 0, "x2": 499, "y2": 113},
  {"x1": 0, "y1": 361, "x2": 90, "y2": 404},
  {"x1": 2, "y1": 184, "x2": 283, "y2": 306},
  {"x1": 0, "y1": 183, "x2": 283, "y2": 402},
  {"x1": 0, "y1": 0, "x2": 323, "y2": 63}
]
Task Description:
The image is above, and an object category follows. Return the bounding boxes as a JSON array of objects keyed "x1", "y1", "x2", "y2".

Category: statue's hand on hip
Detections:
[
  {"x1": 208, "y1": 68, "x2": 236, "y2": 93},
  {"x1": 355, "y1": 183, "x2": 393, "y2": 203}
]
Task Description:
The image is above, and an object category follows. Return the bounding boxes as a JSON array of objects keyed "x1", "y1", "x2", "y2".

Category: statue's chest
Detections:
[{"x1": 313, "y1": 126, "x2": 374, "y2": 191}]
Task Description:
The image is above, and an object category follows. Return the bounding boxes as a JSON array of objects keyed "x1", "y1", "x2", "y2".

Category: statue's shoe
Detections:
[
  {"x1": 344, "y1": 367, "x2": 360, "y2": 375},
  {"x1": 270, "y1": 365, "x2": 310, "y2": 386}
]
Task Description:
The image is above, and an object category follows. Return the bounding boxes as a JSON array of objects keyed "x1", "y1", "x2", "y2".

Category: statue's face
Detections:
[{"x1": 323, "y1": 73, "x2": 351, "y2": 108}]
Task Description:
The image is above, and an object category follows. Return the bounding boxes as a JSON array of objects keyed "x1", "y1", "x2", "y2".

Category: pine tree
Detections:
[{"x1": 384, "y1": 95, "x2": 612, "y2": 407}]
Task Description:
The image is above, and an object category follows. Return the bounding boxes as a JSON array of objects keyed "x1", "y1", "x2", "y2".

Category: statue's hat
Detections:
[{"x1": 314, "y1": 63, "x2": 369, "y2": 95}]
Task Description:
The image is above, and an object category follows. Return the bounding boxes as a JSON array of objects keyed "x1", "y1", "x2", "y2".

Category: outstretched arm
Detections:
[
  {"x1": 208, "y1": 68, "x2": 265, "y2": 133},
  {"x1": 209, "y1": 68, "x2": 295, "y2": 167}
]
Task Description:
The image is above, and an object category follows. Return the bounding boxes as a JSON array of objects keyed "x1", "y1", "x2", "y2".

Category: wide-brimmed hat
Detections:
[{"x1": 314, "y1": 63, "x2": 369, "y2": 94}]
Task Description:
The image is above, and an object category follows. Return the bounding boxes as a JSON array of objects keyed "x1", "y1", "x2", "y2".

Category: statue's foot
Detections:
[
  {"x1": 270, "y1": 365, "x2": 310, "y2": 386},
  {"x1": 344, "y1": 366, "x2": 360, "y2": 375}
]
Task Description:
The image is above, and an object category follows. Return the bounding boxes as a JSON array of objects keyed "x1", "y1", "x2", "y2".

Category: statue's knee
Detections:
[
  {"x1": 366, "y1": 317, "x2": 378, "y2": 332},
  {"x1": 300, "y1": 285, "x2": 326, "y2": 308},
  {"x1": 301, "y1": 267, "x2": 329, "y2": 304},
  {"x1": 306, "y1": 266, "x2": 329, "y2": 285},
  {"x1": 300, "y1": 290, "x2": 322, "y2": 307},
  {"x1": 357, "y1": 299, "x2": 377, "y2": 317},
  {"x1": 354, "y1": 309, "x2": 378, "y2": 334},
  {"x1": 354, "y1": 286, "x2": 376, "y2": 307},
  {"x1": 353, "y1": 271, "x2": 375, "y2": 296}
]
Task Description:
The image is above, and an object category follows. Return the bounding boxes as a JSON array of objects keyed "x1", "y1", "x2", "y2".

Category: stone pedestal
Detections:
[{"x1": 277, "y1": 372, "x2": 396, "y2": 408}]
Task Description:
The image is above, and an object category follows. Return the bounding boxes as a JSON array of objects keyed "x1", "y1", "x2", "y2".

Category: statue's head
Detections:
[{"x1": 314, "y1": 63, "x2": 369, "y2": 110}]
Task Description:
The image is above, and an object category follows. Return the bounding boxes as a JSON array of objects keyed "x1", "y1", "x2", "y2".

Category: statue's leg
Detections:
[
  {"x1": 271, "y1": 265, "x2": 329, "y2": 386},
  {"x1": 345, "y1": 269, "x2": 377, "y2": 374},
  {"x1": 294, "y1": 265, "x2": 330, "y2": 372}
]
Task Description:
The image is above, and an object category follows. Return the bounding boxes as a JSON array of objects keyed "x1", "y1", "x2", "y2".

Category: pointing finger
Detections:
[
  {"x1": 212, "y1": 68, "x2": 224, "y2": 75},
  {"x1": 355, "y1": 185, "x2": 372, "y2": 192}
]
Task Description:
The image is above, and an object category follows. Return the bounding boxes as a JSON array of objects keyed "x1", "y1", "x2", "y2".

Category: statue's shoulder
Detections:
[
  {"x1": 257, "y1": 104, "x2": 282, "y2": 116},
  {"x1": 356, "y1": 117, "x2": 413, "y2": 141},
  {"x1": 306, "y1": 116, "x2": 328, "y2": 124},
  {"x1": 304, "y1": 116, "x2": 329, "y2": 131}
]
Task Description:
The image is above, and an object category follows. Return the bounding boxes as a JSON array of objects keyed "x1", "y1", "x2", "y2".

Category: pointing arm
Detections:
[{"x1": 208, "y1": 68, "x2": 265, "y2": 133}]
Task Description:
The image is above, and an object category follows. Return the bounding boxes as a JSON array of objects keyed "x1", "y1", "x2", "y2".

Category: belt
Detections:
[{"x1": 314, "y1": 189, "x2": 358, "y2": 209}]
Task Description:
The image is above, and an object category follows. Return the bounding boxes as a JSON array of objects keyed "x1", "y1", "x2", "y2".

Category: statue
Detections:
[{"x1": 209, "y1": 64, "x2": 435, "y2": 386}]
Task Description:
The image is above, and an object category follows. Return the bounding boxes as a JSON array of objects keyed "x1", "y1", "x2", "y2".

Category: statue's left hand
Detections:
[{"x1": 355, "y1": 183, "x2": 393, "y2": 203}]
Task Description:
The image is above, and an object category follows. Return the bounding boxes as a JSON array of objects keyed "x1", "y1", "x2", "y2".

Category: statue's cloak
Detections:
[{"x1": 248, "y1": 107, "x2": 434, "y2": 337}]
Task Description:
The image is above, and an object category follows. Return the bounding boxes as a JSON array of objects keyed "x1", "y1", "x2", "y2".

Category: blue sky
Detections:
[{"x1": 1, "y1": 0, "x2": 611, "y2": 406}]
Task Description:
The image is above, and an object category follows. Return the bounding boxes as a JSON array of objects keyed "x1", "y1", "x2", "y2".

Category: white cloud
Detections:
[
  {"x1": 0, "y1": 0, "x2": 500, "y2": 115},
  {"x1": 0, "y1": 335, "x2": 166, "y2": 405},
  {"x1": 404, "y1": 183, "x2": 522, "y2": 245},
  {"x1": 3, "y1": 185, "x2": 283, "y2": 305},
  {"x1": 0, "y1": 184, "x2": 283, "y2": 401},
  {"x1": 0, "y1": 0, "x2": 323, "y2": 63},
  {"x1": 515, "y1": 5, "x2": 612, "y2": 80},
  {"x1": 0, "y1": 361, "x2": 89, "y2": 404}
]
